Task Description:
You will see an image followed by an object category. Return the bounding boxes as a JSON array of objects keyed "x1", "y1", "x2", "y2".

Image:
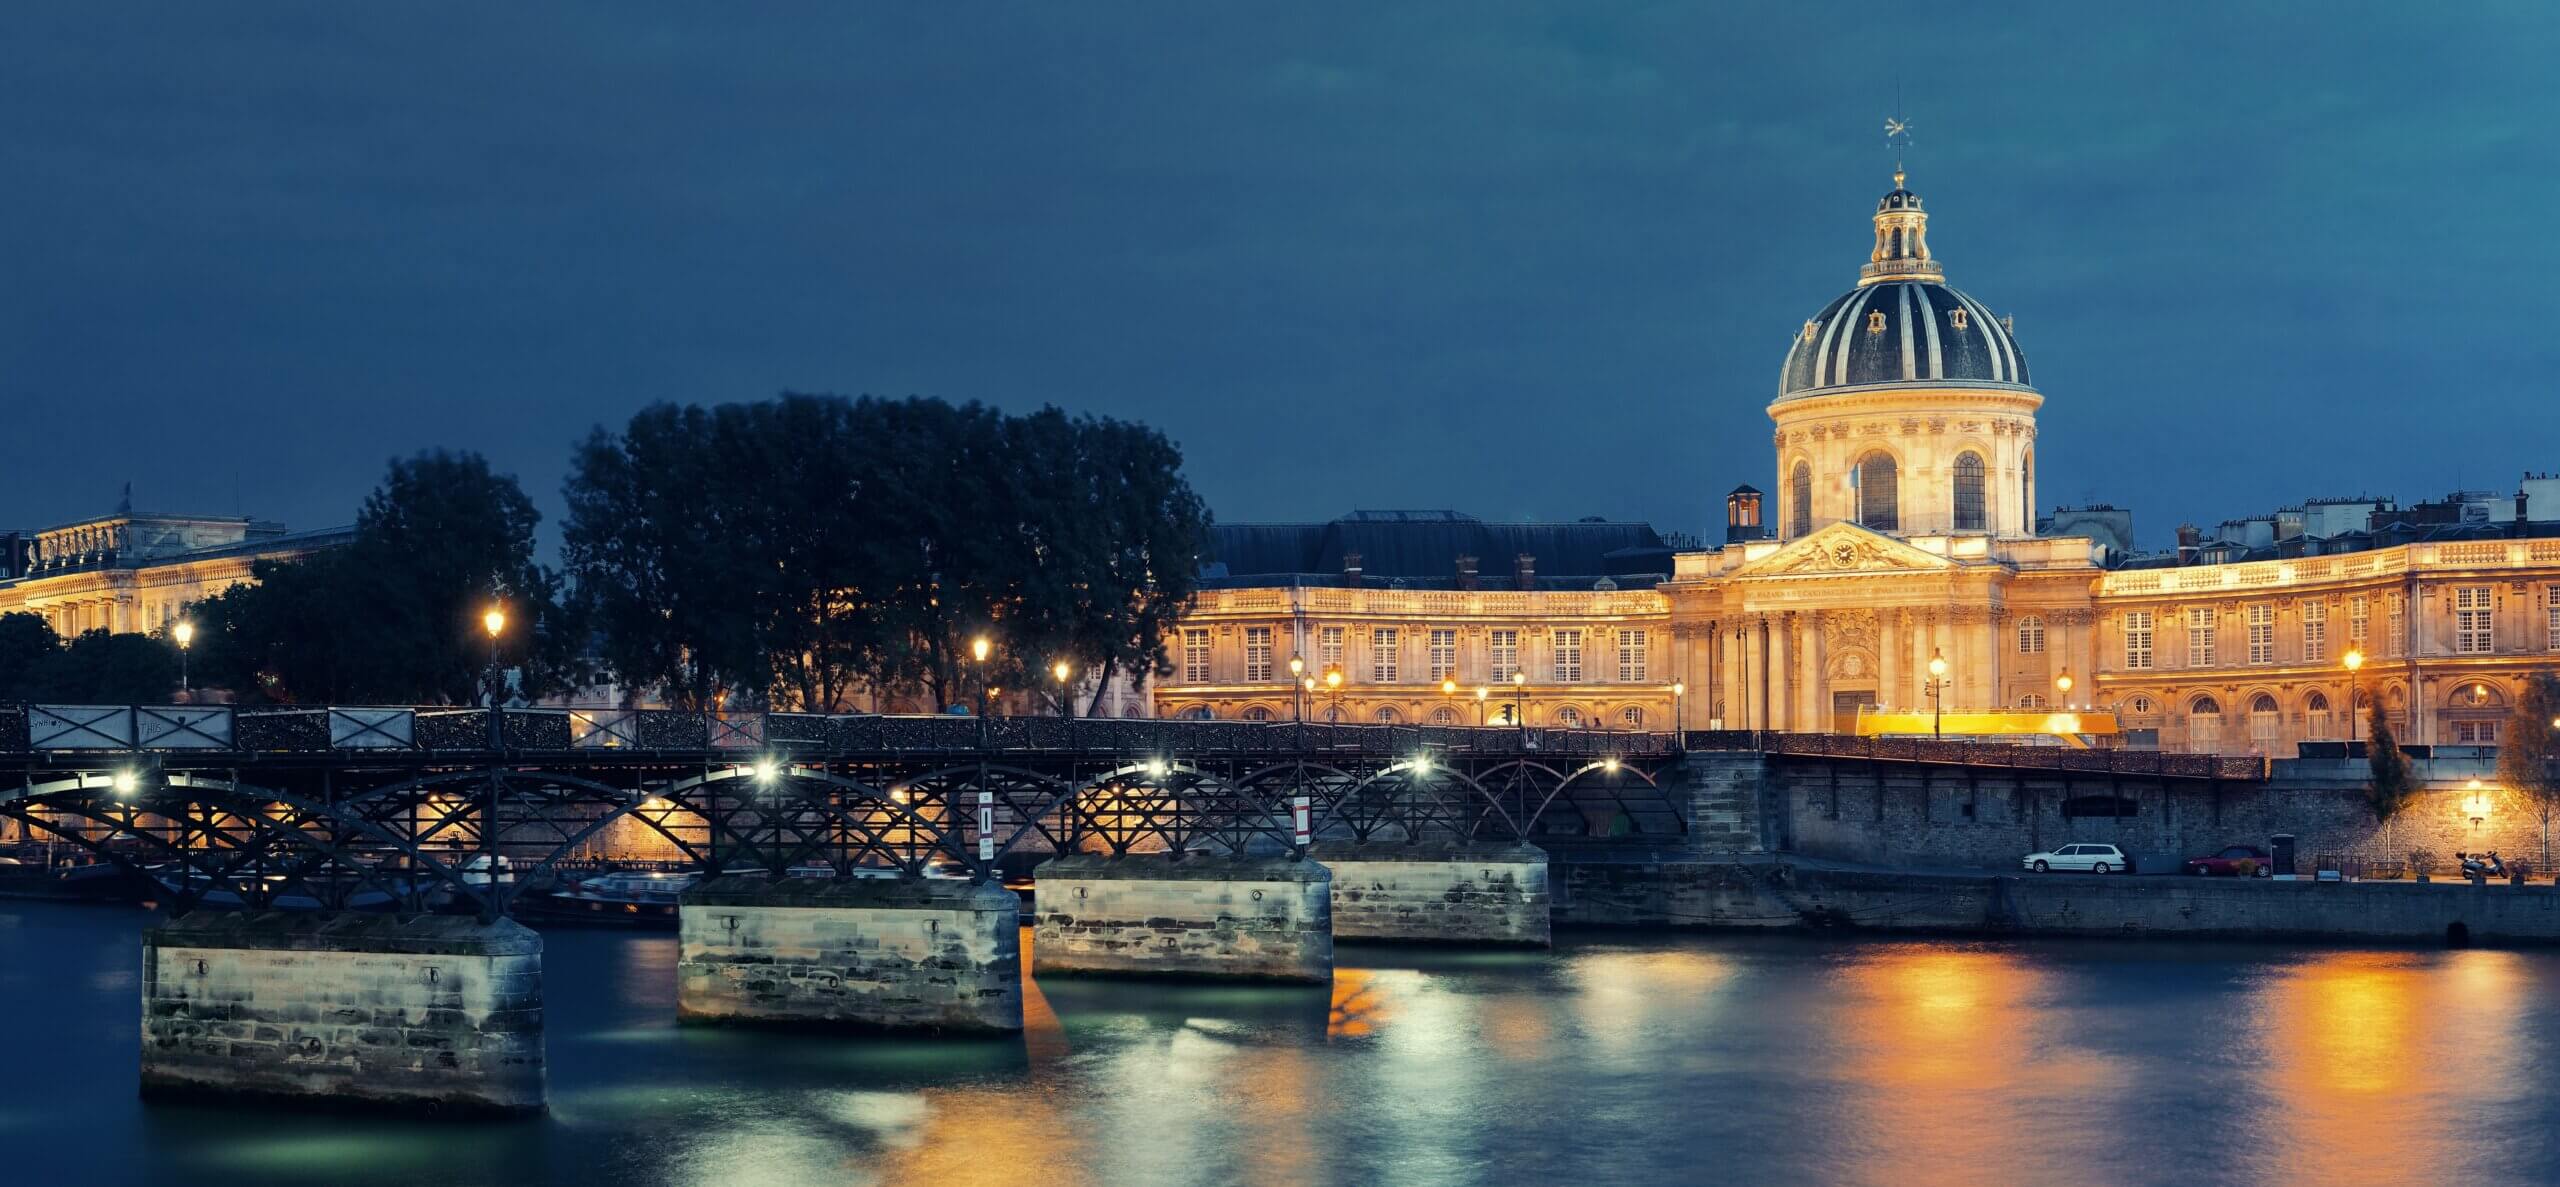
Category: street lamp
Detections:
[
  {"x1": 2342, "y1": 648, "x2": 2366, "y2": 746},
  {"x1": 1052, "y1": 660, "x2": 1075, "y2": 719},
  {"x1": 2465, "y1": 777, "x2": 2493, "y2": 827},
  {"x1": 2054, "y1": 667, "x2": 2074, "y2": 706},
  {"x1": 1289, "y1": 654, "x2": 1307, "y2": 722},
  {"x1": 1925, "y1": 648, "x2": 1951, "y2": 739},
  {"x1": 481, "y1": 605, "x2": 508, "y2": 709},
  {"x1": 1509, "y1": 670, "x2": 1528, "y2": 735},
  {"x1": 172, "y1": 620, "x2": 195, "y2": 701},
  {"x1": 1475, "y1": 685, "x2": 1489, "y2": 726},
  {"x1": 1672, "y1": 681, "x2": 1687, "y2": 734},
  {"x1": 1320, "y1": 665, "x2": 1345, "y2": 722}
]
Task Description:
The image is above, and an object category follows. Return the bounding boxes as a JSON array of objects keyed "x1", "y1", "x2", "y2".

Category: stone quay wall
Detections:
[
  {"x1": 1669, "y1": 749, "x2": 2543, "y2": 877},
  {"x1": 1555, "y1": 860, "x2": 2560, "y2": 945},
  {"x1": 1312, "y1": 842, "x2": 1551, "y2": 946},
  {"x1": 1031, "y1": 853, "x2": 1331, "y2": 982},
  {"x1": 140, "y1": 912, "x2": 544, "y2": 1116},
  {"x1": 677, "y1": 875, "x2": 1022, "y2": 1034}
]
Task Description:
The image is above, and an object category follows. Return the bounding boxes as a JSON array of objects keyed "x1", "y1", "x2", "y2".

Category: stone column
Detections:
[
  {"x1": 1766, "y1": 614, "x2": 1791, "y2": 732},
  {"x1": 1311, "y1": 841, "x2": 1549, "y2": 946},
  {"x1": 1879, "y1": 609, "x2": 1902, "y2": 709},
  {"x1": 1801, "y1": 611, "x2": 1827, "y2": 731},
  {"x1": 1033, "y1": 853, "x2": 1332, "y2": 982},
  {"x1": 679, "y1": 876, "x2": 1023, "y2": 1033}
]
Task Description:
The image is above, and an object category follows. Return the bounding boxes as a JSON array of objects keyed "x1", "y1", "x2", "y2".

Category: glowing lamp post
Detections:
[
  {"x1": 481, "y1": 605, "x2": 508, "y2": 747},
  {"x1": 1673, "y1": 680, "x2": 1687, "y2": 735},
  {"x1": 2465, "y1": 778, "x2": 2493, "y2": 828},
  {"x1": 1926, "y1": 648, "x2": 1951, "y2": 739},
  {"x1": 1289, "y1": 654, "x2": 1307, "y2": 721},
  {"x1": 172, "y1": 620, "x2": 195, "y2": 701},
  {"x1": 2054, "y1": 668, "x2": 2073, "y2": 706},
  {"x1": 1474, "y1": 685, "x2": 1489, "y2": 726},
  {"x1": 1052, "y1": 660, "x2": 1075, "y2": 720}
]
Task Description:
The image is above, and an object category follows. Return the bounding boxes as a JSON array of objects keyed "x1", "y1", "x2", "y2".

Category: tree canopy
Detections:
[
  {"x1": 563, "y1": 394, "x2": 1211, "y2": 711},
  {"x1": 0, "y1": 614, "x2": 182, "y2": 703}
]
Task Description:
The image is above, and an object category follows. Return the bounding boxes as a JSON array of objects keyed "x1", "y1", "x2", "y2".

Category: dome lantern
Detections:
[
  {"x1": 1861, "y1": 168, "x2": 1942, "y2": 286},
  {"x1": 1775, "y1": 171, "x2": 2029, "y2": 402}
]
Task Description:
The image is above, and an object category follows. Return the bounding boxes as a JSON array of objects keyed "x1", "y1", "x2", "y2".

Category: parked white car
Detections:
[{"x1": 2022, "y1": 843, "x2": 2132, "y2": 874}]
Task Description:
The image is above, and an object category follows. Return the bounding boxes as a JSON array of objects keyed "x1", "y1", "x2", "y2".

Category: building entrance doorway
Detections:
[{"x1": 1832, "y1": 690, "x2": 1874, "y2": 735}]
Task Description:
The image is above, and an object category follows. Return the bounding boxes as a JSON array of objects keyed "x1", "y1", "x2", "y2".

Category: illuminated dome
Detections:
[{"x1": 1777, "y1": 172, "x2": 2031, "y2": 401}]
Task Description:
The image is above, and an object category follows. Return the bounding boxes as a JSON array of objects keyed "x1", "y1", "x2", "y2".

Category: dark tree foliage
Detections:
[
  {"x1": 2499, "y1": 673, "x2": 2560, "y2": 866},
  {"x1": 186, "y1": 452, "x2": 570, "y2": 705},
  {"x1": 2365, "y1": 700, "x2": 2419, "y2": 846},
  {"x1": 564, "y1": 394, "x2": 1212, "y2": 712},
  {"x1": 0, "y1": 613, "x2": 181, "y2": 703}
]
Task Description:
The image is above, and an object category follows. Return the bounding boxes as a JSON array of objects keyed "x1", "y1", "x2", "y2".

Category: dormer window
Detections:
[
  {"x1": 1866, "y1": 310, "x2": 1886, "y2": 334},
  {"x1": 1949, "y1": 307, "x2": 1969, "y2": 331}
]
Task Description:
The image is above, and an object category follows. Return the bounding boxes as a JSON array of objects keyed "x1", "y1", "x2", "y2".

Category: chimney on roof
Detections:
[
  {"x1": 2518, "y1": 483, "x2": 2532, "y2": 538},
  {"x1": 1342, "y1": 551, "x2": 1363, "y2": 586},
  {"x1": 1514, "y1": 552, "x2": 1536, "y2": 588},
  {"x1": 1455, "y1": 553, "x2": 1479, "y2": 590},
  {"x1": 2175, "y1": 522, "x2": 2202, "y2": 565},
  {"x1": 1725, "y1": 486, "x2": 1766, "y2": 544}
]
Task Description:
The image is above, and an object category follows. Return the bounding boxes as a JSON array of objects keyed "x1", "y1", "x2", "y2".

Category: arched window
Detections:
[
  {"x1": 1177, "y1": 706, "x2": 1213, "y2": 721},
  {"x1": 2247, "y1": 693, "x2": 2282, "y2": 750},
  {"x1": 2020, "y1": 450, "x2": 2035, "y2": 530},
  {"x1": 2304, "y1": 691, "x2": 2332, "y2": 739},
  {"x1": 1430, "y1": 706, "x2": 1458, "y2": 725},
  {"x1": 2125, "y1": 695, "x2": 2158, "y2": 718},
  {"x1": 1556, "y1": 706, "x2": 1584, "y2": 729},
  {"x1": 2018, "y1": 692, "x2": 2047, "y2": 709},
  {"x1": 1620, "y1": 706, "x2": 1645, "y2": 729},
  {"x1": 1953, "y1": 451, "x2": 1987, "y2": 531},
  {"x1": 2016, "y1": 614, "x2": 2045, "y2": 654},
  {"x1": 1373, "y1": 707, "x2": 1400, "y2": 724},
  {"x1": 1241, "y1": 706, "x2": 1272, "y2": 721},
  {"x1": 1789, "y1": 460, "x2": 1813, "y2": 539},
  {"x1": 2188, "y1": 695, "x2": 2223, "y2": 751},
  {"x1": 1852, "y1": 451, "x2": 1898, "y2": 531}
]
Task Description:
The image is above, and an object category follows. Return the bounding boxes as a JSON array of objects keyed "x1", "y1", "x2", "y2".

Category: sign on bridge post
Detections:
[
  {"x1": 1292, "y1": 793, "x2": 1311, "y2": 851},
  {"x1": 978, "y1": 790, "x2": 995, "y2": 867}
]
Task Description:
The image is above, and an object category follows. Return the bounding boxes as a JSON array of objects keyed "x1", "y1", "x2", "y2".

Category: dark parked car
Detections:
[{"x1": 2183, "y1": 845, "x2": 2272, "y2": 877}]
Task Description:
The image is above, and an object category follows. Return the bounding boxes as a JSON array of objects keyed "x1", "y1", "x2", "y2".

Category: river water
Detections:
[{"x1": 6, "y1": 899, "x2": 2557, "y2": 1186}]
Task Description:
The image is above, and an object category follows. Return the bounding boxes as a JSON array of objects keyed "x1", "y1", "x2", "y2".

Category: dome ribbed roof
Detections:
[
  {"x1": 1776, "y1": 173, "x2": 2031, "y2": 401},
  {"x1": 1779, "y1": 280, "x2": 2029, "y2": 399}
]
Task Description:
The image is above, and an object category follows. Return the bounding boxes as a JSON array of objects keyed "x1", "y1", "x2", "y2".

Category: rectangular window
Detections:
[
  {"x1": 2246, "y1": 603, "x2": 2273, "y2": 665},
  {"x1": 2302, "y1": 599, "x2": 2327, "y2": 664},
  {"x1": 1182, "y1": 628, "x2": 1210, "y2": 684},
  {"x1": 1489, "y1": 629, "x2": 1520, "y2": 682},
  {"x1": 2186, "y1": 607, "x2": 2216, "y2": 668},
  {"x1": 2548, "y1": 586, "x2": 2560, "y2": 651},
  {"x1": 2124, "y1": 610, "x2": 2154, "y2": 671},
  {"x1": 1552, "y1": 629, "x2": 1583, "y2": 683},
  {"x1": 2385, "y1": 594, "x2": 2405, "y2": 658},
  {"x1": 1617, "y1": 629, "x2": 1648, "y2": 682},
  {"x1": 2018, "y1": 616, "x2": 2045, "y2": 654},
  {"x1": 2348, "y1": 594, "x2": 2369, "y2": 649},
  {"x1": 1371, "y1": 628, "x2": 1399, "y2": 683},
  {"x1": 2455, "y1": 586, "x2": 2494, "y2": 655},
  {"x1": 2456, "y1": 719, "x2": 2501, "y2": 744},
  {"x1": 1428, "y1": 628, "x2": 1457, "y2": 680},
  {"x1": 1243, "y1": 626, "x2": 1272, "y2": 682},
  {"x1": 1319, "y1": 626, "x2": 1344, "y2": 672}
]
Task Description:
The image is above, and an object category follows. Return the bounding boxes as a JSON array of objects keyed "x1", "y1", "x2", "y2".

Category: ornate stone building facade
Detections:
[
  {"x1": 1155, "y1": 174, "x2": 2560, "y2": 757},
  {"x1": 0, "y1": 509, "x2": 351, "y2": 637}
]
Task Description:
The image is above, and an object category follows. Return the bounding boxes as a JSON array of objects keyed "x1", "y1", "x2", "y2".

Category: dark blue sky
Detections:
[{"x1": 6, "y1": 3, "x2": 2555, "y2": 551}]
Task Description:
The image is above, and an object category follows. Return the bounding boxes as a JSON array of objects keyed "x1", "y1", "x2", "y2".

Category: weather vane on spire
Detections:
[{"x1": 1884, "y1": 81, "x2": 1913, "y2": 187}]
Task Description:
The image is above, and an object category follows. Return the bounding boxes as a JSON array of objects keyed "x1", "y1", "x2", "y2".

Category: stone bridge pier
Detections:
[
  {"x1": 1311, "y1": 841, "x2": 1552, "y2": 946},
  {"x1": 1030, "y1": 853, "x2": 1333, "y2": 982},
  {"x1": 139, "y1": 912, "x2": 545, "y2": 1116},
  {"x1": 677, "y1": 876, "x2": 1024, "y2": 1033}
]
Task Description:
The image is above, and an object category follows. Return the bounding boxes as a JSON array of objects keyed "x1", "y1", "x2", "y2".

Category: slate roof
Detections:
[
  {"x1": 1779, "y1": 280, "x2": 2031, "y2": 400},
  {"x1": 1201, "y1": 510, "x2": 1672, "y2": 590}
]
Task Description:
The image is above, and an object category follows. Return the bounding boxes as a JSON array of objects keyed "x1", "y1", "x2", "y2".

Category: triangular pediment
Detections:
[{"x1": 1732, "y1": 522, "x2": 1956, "y2": 577}]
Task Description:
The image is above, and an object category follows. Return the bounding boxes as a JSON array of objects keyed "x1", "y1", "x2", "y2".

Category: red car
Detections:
[{"x1": 2183, "y1": 845, "x2": 2272, "y2": 877}]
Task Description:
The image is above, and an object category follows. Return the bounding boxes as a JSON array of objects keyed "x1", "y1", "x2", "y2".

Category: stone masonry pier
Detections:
[
  {"x1": 678, "y1": 875, "x2": 1022, "y2": 1034},
  {"x1": 1031, "y1": 853, "x2": 1332, "y2": 982},
  {"x1": 1312, "y1": 841, "x2": 1551, "y2": 946},
  {"x1": 140, "y1": 912, "x2": 544, "y2": 1116}
]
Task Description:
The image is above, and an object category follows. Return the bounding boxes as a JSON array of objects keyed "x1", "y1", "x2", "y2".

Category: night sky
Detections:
[{"x1": 5, "y1": 3, "x2": 2556, "y2": 551}]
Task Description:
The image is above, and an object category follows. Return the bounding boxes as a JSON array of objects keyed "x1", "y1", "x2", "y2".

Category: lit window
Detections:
[
  {"x1": 2186, "y1": 607, "x2": 2216, "y2": 668},
  {"x1": 2248, "y1": 693, "x2": 2281, "y2": 747},
  {"x1": 2548, "y1": 586, "x2": 2560, "y2": 650},
  {"x1": 2347, "y1": 594, "x2": 2370, "y2": 649},
  {"x1": 2456, "y1": 719, "x2": 2500, "y2": 744},
  {"x1": 1953, "y1": 452, "x2": 1987, "y2": 531},
  {"x1": 1430, "y1": 706, "x2": 1458, "y2": 725},
  {"x1": 2018, "y1": 692, "x2": 2046, "y2": 709},
  {"x1": 1428, "y1": 628, "x2": 1457, "y2": 680},
  {"x1": 1489, "y1": 629, "x2": 1520, "y2": 682},
  {"x1": 1789, "y1": 461, "x2": 1812, "y2": 539},
  {"x1": 1373, "y1": 706, "x2": 1399, "y2": 724},
  {"x1": 2302, "y1": 599, "x2": 2327, "y2": 664},
  {"x1": 1553, "y1": 629, "x2": 1583, "y2": 683},
  {"x1": 1181, "y1": 628, "x2": 1210, "y2": 683},
  {"x1": 1242, "y1": 706, "x2": 1272, "y2": 721},
  {"x1": 1617, "y1": 629, "x2": 1648, "y2": 682},
  {"x1": 1319, "y1": 626, "x2": 1344, "y2": 670},
  {"x1": 2385, "y1": 595, "x2": 2405, "y2": 658},
  {"x1": 1372, "y1": 627, "x2": 1400, "y2": 683},
  {"x1": 1853, "y1": 452, "x2": 1898, "y2": 532},
  {"x1": 2455, "y1": 586, "x2": 2494, "y2": 655},
  {"x1": 1178, "y1": 705, "x2": 1212, "y2": 721},
  {"x1": 2246, "y1": 603, "x2": 2274, "y2": 665},
  {"x1": 1556, "y1": 706, "x2": 1584, "y2": 728},
  {"x1": 2124, "y1": 611, "x2": 2154, "y2": 671},
  {"x1": 2126, "y1": 695, "x2": 2158, "y2": 718},
  {"x1": 1244, "y1": 626, "x2": 1273, "y2": 682},
  {"x1": 2188, "y1": 696, "x2": 2223, "y2": 750},
  {"x1": 2017, "y1": 614, "x2": 2045, "y2": 654},
  {"x1": 1620, "y1": 706, "x2": 1644, "y2": 729}
]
